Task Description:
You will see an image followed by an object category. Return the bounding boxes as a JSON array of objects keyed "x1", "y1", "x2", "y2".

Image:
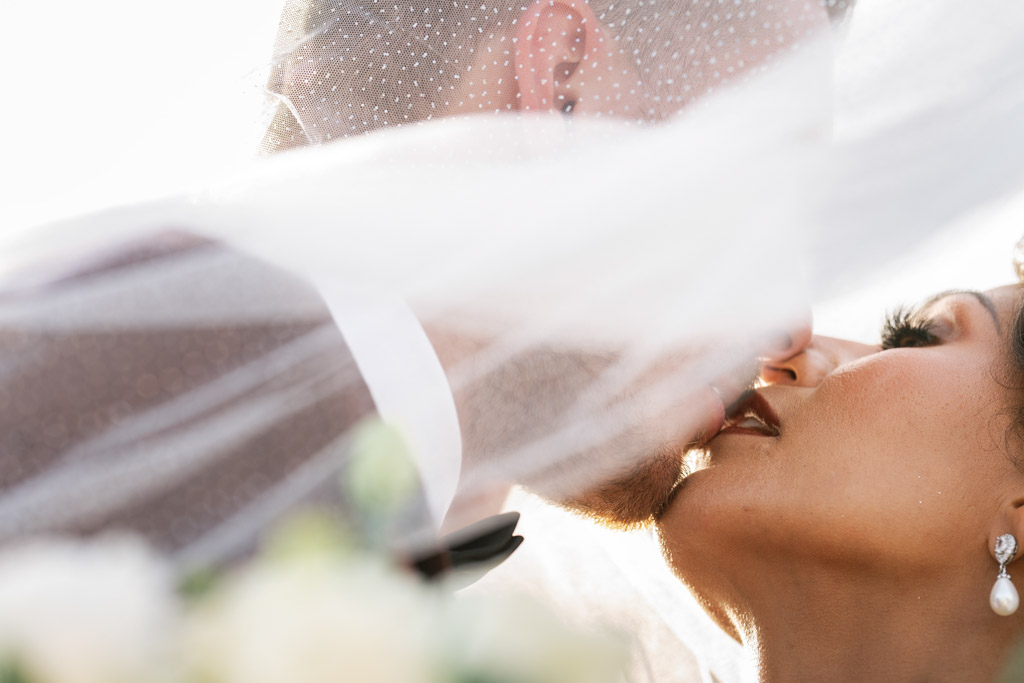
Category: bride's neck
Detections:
[{"x1": 729, "y1": 565, "x2": 1021, "y2": 683}]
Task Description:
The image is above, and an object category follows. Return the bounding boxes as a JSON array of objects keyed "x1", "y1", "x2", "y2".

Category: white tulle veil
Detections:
[{"x1": 1, "y1": 0, "x2": 1024, "y2": 680}]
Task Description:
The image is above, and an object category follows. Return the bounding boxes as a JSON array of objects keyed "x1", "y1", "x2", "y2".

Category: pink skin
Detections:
[
  {"x1": 658, "y1": 285, "x2": 1024, "y2": 652},
  {"x1": 452, "y1": 0, "x2": 833, "y2": 121}
]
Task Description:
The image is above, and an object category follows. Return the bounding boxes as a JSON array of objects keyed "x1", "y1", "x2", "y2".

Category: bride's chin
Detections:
[
  {"x1": 653, "y1": 472, "x2": 692, "y2": 522},
  {"x1": 654, "y1": 447, "x2": 712, "y2": 514},
  {"x1": 653, "y1": 458, "x2": 724, "y2": 550}
]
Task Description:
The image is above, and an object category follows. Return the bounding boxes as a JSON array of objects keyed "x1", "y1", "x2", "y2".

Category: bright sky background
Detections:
[
  {"x1": 814, "y1": 193, "x2": 1024, "y2": 343},
  {"x1": 0, "y1": 0, "x2": 284, "y2": 231},
  {"x1": 1, "y1": 0, "x2": 1021, "y2": 344}
]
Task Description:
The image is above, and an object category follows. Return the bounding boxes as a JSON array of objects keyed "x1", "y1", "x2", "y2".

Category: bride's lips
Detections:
[{"x1": 717, "y1": 389, "x2": 781, "y2": 438}]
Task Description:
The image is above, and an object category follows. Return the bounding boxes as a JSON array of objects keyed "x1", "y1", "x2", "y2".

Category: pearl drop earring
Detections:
[{"x1": 990, "y1": 534, "x2": 1019, "y2": 616}]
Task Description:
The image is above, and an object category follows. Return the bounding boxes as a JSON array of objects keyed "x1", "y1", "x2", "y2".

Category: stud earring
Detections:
[{"x1": 990, "y1": 534, "x2": 1019, "y2": 616}]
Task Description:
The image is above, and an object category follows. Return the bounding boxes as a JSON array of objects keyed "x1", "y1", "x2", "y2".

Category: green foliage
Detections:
[
  {"x1": 999, "y1": 634, "x2": 1024, "y2": 683},
  {"x1": 0, "y1": 659, "x2": 30, "y2": 683},
  {"x1": 345, "y1": 419, "x2": 419, "y2": 513},
  {"x1": 262, "y1": 509, "x2": 354, "y2": 562},
  {"x1": 179, "y1": 567, "x2": 221, "y2": 602},
  {"x1": 343, "y1": 418, "x2": 421, "y2": 549},
  {"x1": 453, "y1": 674, "x2": 535, "y2": 683}
]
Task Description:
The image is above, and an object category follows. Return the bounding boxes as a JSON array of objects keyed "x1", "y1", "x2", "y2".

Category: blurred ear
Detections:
[{"x1": 513, "y1": 0, "x2": 606, "y2": 113}]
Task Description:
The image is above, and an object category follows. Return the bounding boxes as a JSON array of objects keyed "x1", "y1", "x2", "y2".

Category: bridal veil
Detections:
[{"x1": 1, "y1": 0, "x2": 1023, "y2": 680}]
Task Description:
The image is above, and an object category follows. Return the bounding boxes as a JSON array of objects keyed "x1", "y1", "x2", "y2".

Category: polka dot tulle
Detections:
[{"x1": 261, "y1": 0, "x2": 849, "y2": 151}]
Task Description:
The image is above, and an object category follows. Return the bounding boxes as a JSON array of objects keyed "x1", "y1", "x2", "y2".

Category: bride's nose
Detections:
[{"x1": 760, "y1": 335, "x2": 878, "y2": 387}]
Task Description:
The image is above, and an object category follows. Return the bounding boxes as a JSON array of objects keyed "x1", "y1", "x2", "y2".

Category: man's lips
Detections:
[
  {"x1": 717, "y1": 389, "x2": 781, "y2": 437},
  {"x1": 692, "y1": 385, "x2": 727, "y2": 446}
]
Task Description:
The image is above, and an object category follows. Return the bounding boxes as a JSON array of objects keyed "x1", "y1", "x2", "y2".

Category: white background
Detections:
[{"x1": 0, "y1": 0, "x2": 284, "y2": 231}]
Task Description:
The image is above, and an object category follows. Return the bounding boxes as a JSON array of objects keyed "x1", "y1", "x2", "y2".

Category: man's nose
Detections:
[
  {"x1": 760, "y1": 335, "x2": 878, "y2": 387},
  {"x1": 759, "y1": 315, "x2": 813, "y2": 366}
]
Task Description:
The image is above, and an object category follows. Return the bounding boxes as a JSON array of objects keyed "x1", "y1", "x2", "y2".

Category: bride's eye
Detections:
[{"x1": 881, "y1": 307, "x2": 939, "y2": 350}]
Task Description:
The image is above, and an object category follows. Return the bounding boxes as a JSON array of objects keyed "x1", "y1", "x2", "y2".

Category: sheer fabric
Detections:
[
  {"x1": 1, "y1": 0, "x2": 1023, "y2": 680},
  {"x1": 260, "y1": 0, "x2": 851, "y2": 149}
]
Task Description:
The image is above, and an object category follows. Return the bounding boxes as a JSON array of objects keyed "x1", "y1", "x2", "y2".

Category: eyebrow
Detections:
[{"x1": 922, "y1": 289, "x2": 1001, "y2": 334}]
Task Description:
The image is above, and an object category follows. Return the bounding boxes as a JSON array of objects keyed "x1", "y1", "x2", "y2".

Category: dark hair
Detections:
[{"x1": 1004, "y1": 243, "x2": 1024, "y2": 467}]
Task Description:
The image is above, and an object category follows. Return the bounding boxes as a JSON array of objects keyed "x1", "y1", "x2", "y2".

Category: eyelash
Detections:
[{"x1": 880, "y1": 306, "x2": 940, "y2": 350}]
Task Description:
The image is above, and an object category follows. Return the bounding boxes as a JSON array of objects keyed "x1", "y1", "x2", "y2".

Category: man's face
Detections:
[
  {"x1": 566, "y1": 0, "x2": 834, "y2": 119},
  {"x1": 263, "y1": 0, "x2": 836, "y2": 147}
]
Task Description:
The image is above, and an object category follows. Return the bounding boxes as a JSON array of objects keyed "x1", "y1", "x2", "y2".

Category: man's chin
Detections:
[{"x1": 542, "y1": 445, "x2": 689, "y2": 529}]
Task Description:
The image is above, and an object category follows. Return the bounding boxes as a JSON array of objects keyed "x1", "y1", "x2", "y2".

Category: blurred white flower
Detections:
[
  {"x1": 442, "y1": 593, "x2": 628, "y2": 683},
  {"x1": 184, "y1": 556, "x2": 436, "y2": 683},
  {"x1": 0, "y1": 535, "x2": 178, "y2": 683},
  {"x1": 0, "y1": 524, "x2": 629, "y2": 683}
]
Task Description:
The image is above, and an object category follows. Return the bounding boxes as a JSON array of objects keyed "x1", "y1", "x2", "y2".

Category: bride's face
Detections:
[{"x1": 658, "y1": 284, "x2": 1024, "y2": 617}]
